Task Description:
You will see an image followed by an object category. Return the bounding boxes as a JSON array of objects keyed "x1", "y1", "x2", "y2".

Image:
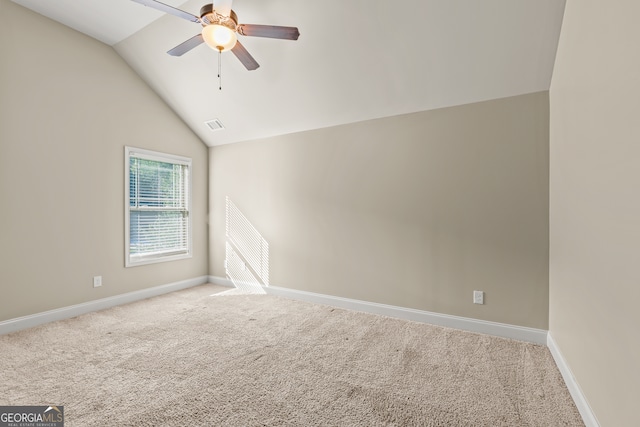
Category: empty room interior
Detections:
[{"x1": 1, "y1": 0, "x2": 638, "y2": 426}]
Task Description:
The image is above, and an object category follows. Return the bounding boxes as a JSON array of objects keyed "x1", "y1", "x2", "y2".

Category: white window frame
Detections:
[{"x1": 125, "y1": 146, "x2": 193, "y2": 267}]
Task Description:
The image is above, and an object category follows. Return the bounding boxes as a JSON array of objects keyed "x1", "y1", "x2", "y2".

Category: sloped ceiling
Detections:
[{"x1": 11, "y1": 0, "x2": 566, "y2": 146}]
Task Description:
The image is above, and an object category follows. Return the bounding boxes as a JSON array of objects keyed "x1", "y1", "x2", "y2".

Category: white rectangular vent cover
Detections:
[{"x1": 205, "y1": 119, "x2": 224, "y2": 131}]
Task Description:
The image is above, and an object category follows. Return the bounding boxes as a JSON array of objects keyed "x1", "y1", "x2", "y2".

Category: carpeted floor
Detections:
[{"x1": 0, "y1": 284, "x2": 583, "y2": 426}]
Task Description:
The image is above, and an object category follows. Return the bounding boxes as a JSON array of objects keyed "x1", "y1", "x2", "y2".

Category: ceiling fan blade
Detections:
[
  {"x1": 131, "y1": 0, "x2": 200, "y2": 23},
  {"x1": 167, "y1": 34, "x2": 204, "y2": 56},
  {"x1": 213, "y1": 0, "x2": 233, "y2": 17},
  {"x1": 237, "y1": 24, "x2": 300, "y2": 40},
  {"x1": 231, "y1": 41, "x2": 260, "y2": 71}
]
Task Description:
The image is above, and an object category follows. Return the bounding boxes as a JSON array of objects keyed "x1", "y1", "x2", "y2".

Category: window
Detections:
[{"x1": 125, "y1": 147, "x2": 192, "y2": 267}]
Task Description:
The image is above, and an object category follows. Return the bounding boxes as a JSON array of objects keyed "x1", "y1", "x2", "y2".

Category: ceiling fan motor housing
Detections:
[{"x1": 199, "y1": 4, "x2": 238, "y2": 31}]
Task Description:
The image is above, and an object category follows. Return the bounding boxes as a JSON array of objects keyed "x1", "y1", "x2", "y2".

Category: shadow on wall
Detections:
[{"x1": 216, "y1": 197, "x2": 269, "y2": 296}]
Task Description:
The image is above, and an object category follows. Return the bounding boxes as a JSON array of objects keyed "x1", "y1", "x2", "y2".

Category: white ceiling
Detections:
[
  {"x1": 11, "y1": 0, "x2": 187, "y2": 45},
  {"x1": 11, "y1": 0, "x2": 566, "y2": 147}
]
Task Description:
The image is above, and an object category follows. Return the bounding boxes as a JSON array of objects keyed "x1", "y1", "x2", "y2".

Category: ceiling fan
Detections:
[{"x1": 131, "y1": 0, "x2": 300, "y2": 72}]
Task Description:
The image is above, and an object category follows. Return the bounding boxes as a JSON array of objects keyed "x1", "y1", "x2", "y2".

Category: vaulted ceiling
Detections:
[{"x1": 11, "y1": 0, "x2": 566, "y2": 146}]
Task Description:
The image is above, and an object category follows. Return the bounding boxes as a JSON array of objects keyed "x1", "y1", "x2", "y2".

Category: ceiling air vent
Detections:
[{"x1": 205, "y1": 119, "x2": 225, "y2": 132}]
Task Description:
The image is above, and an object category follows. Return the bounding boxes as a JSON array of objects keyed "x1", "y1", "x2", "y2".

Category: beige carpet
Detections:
[{"x1": 0, "y1": 284, "x2": 583, "y2": 426}]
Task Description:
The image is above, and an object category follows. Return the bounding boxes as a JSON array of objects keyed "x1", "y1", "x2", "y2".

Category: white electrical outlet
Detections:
[
  {"x1": 473, "y1": 290, "x2": 484, "y2": 304},
  {"x1": 93, "y1": 276, "x2": 102, "y2": 288}
]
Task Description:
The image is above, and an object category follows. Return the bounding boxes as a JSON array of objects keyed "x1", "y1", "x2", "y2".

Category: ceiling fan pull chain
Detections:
[{"x1": 218, "y1": 48, "x2": 222, "y2": 90}]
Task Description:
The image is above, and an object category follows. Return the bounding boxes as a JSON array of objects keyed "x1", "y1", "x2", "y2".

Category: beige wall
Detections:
[
  {"x1": 0, "y1": 2, "x2": 208, "y2": 322},
  {"x1": 211, "y1": 92, "x2": 550, "y2": 329},
  {"x1": 549, "y1": 1, "x2": 640, "y2": 426}
]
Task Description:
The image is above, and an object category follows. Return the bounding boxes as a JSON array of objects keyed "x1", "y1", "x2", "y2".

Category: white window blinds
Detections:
[{"x1": 125, "y1": 147, "x2": 192, "y2": 267}]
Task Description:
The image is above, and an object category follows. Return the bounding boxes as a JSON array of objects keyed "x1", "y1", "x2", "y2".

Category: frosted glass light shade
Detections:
[{"x1": 202, "y1": 25, "x2": 237, "y2": 52}]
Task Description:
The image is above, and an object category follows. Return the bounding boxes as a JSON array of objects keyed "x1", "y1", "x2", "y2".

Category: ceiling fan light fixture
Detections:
[
  {"x1": 132, "y1": 0, "x2": 299, "y2": 72},
  {"x1": 202, "y1": 24, "x2": 237, "y2": 52}
]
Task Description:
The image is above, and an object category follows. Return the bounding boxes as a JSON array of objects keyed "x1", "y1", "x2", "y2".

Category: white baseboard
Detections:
[
  {"x1": 208, "y1": 276, "x2": 234, "y2": 288},
  {"x1": 0, "y1": 276, "x2": 209, "y2": 336},
  {"x1": 267, "y1": 285, "x2": 547, "y2": 344},
  {"x1": 547, "y1": 333, "x2": 600, "y2": 427},
  {"x1": 207, "y1": 276, "x2": 547, "y2": 344}
]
